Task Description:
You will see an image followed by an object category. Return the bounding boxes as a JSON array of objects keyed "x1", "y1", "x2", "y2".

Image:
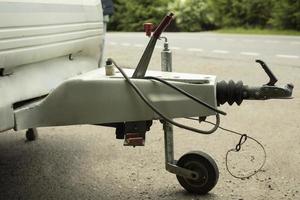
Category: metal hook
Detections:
[{"x1": 256, "y1": 60, "x2": 278, "y2": 86}]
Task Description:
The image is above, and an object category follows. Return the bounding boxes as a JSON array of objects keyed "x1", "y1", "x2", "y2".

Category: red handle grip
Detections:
[{"x1": 152, "y1": 13, "x2": 174, "y2": 38}]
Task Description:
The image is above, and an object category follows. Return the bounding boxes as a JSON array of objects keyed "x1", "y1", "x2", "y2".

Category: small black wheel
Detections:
[
  {"x1": 176, "y1": 151, "x2": 219, "y2": 195},
  {"x1": 26, "y1": 128, "x2": 38, "y2": 141}
]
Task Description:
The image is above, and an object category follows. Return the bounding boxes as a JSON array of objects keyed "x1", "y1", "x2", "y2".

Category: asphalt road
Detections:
[
  {"x1": 106, "y1": 32, "x2": 300, "y2": 68},
  {"x1": 1, "y1": 32, "x2": 300, "y2": 200}
]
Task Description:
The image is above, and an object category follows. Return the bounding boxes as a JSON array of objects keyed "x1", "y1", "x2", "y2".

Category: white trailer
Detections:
[{"x1": 0, "y1": 0, "x2": 293, "y2": 195}]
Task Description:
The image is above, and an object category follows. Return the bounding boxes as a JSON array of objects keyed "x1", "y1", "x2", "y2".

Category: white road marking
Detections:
[
  {"x1": 291, "y1": 41, "x2": 300, "y2": 45},
  {"x1": 265, "y1": 40, "x2": 279, "y2": 44},
  {"x1": 224, "y1": 38, "x2": 235, "y2": 42},
  {"x1": 242, "y1": 39, "x2": 255, "y2": 43},
  {"x1": 276, "y1": 54, "x2": 299, "y2": 59},
  {"x1": 134, "y1": 44, "x2": 144, "y2": 48},
  {"x1": 205, "y1": 37, "x2": 217, "y2": 41},
  {"x1": 240, "y1": 52, "x2": 260, "y2": 56},
  {"x1": 170, "y1": 46, "x2": 181, "y2": 50},
  {"x1": 187, "y1": 48, "x2": 203, "y2": 52},
  {"x1": 212, "y1": 50, "x2": 229, "y2": 54},
  {"x1": 121, "y1": 43, "x2": 131, "y2": 46},
  {"x1": 109, "y1": 40, "x2": 299, "y2": 62}
]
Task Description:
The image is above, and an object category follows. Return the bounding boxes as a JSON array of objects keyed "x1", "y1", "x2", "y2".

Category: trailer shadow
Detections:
[{"x1": 0, "y1": 128, "x2": 222, "y2": 200}]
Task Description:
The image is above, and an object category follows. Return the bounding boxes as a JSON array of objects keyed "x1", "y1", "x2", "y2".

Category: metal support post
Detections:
[
  {"x1": 160, "y1": 37, "x2": 198, "y2": 180},
  {"x1": 163, "y1": 121, "x2": 174, "y2": 164},
  {"x1": 161, "y1": 37, "x2": 174, "y2": 166},
  {"x1": 162, "y1": 120, "x2": 198, "y2": 180}
]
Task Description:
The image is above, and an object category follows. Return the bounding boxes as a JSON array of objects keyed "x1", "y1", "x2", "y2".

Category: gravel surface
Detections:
[{"x1": 0, "y1": 33, "x2": 299, "y2": 200}]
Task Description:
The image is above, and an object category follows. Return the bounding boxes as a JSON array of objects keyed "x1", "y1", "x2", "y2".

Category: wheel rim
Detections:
[{"x1": 183, "y1": 161, "x2": 209, "y2": 187}]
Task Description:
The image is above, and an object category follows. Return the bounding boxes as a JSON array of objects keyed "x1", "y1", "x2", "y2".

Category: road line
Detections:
[
  {"x1": 109, "y1": 42, "x2": 117, "y2": 45},
  {"x1": 265, "y1": 40, "x2": 279, "y2": 44},
  {"x1": 134, "y1": 44, "x2": 144, "y2": 48},
  {"x1": 224, "y1": 38, "x2": 235, "y2": 42},
  {"x1": 276, "y1": 54, "x2": 299, "y2": 59},
  {"x1": 240, "y1": 52, "x2": 260, "y2": 56},
  {"x1": 212, "y1": 50, "x2": 229, "y2": 54},
  {"x1": 187, "y1": 48, "x2": 203, "y2": 52},
  {"x1": 170, "y1": 46, "x2": 181, "y2": 50},
  {"x1": 155, "y1": 46, "x2": 163, "y2": 49},
  {"x1": 121, "y1": 43, "x2": 131, "y2": 46},
  {"x1": 242, "y1": 39, "x2": 255, "y2": 43},
  {"x1": 291, "y1": 41, "x2": 300, "y2": 45},
  {"x1": 205, "y1": 37, "x2": 217, "y2": 41}
]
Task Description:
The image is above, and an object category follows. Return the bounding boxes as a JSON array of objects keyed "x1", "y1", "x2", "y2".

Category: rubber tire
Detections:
[
  {"x1": 26, "y1": 128, "x2": 38, "y2": 141},
  {"x1": 176, "y1": 151, "x2": 219, "y2": 195}
]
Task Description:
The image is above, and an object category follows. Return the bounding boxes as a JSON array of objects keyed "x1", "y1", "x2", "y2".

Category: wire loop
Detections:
[
  {"x1": 186, "y1": 117, "x2": 267, "y2": 179},
  {"x1": 109, "y1": 58, "x2": 266, "y2": 180},
  {"x1": 235, "y1": 134, "x2": 248, "y2": 152}
]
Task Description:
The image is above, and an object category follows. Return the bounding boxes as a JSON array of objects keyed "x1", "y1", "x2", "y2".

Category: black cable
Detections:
[
  {"x1": 143, "y1": 76, "x2": 226, "y2": 115},
  {"x1": 108, "y1": 58, "x2": 220, "y2": 135},
  {"x1": 109, "y1": 58, "x2": 265, "y2": 179},
  {"x1": 186, "y1": 117, "x2": 267, "y2": 179}
]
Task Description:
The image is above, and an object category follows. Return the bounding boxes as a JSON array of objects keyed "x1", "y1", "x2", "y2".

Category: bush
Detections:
[
  {"x1": 169, "y1": 0, "x2": 216, "y2": 31},
  {"x1": 270, "y1": 0, "x2": 300, "y2": 30},
  {"x1": 210, "y1": 0, "x2": 273, "y2": 28},
  {"x1": 108, "y1": 0, "x2": 169, "y2": 31},
  {"x1": 107, "y1": 0, "x2": 300, "y2": 31}
]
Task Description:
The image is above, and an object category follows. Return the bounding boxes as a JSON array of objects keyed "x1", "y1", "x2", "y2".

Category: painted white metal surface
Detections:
[
  {"x1": 14, "y1": 68, "x2": 217, "y2": 130},
  {"x1": 0, "y1": 56, "x2": 99, "y2": 128},
  {"x1": 0, "y1": 0, "x2": 218, "y2": 132},
  {"x1": 0, "y1": 0, "x2": 104, "y2": 131},
  {"x1": 0, "y1": 0, "x2": 103, "y2": 69}
]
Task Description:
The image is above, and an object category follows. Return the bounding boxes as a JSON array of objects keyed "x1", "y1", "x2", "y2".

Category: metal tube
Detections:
[
  {"x1": 161, "y1": 39, "x2": 172, "y2": 72},
  {"x1": 163, "y1": 122, "x2": 174, "y2": 164},
  {"x1": 161, "y1": 38, "x2": 175, "y2": 165}
]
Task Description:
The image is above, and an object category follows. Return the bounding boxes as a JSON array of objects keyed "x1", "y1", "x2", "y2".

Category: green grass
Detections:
[{"x1": 216, "y1": 28, "x2": 300, "y2": 36}]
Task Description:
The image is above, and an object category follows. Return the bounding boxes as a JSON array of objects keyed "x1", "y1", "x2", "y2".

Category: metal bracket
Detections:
[
  {"x1": 166, "y1": 163, "x2": 199, "y2": 180},
  {"x1": 162, "y1": 121, "x2": 199, "y2": 180}
]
